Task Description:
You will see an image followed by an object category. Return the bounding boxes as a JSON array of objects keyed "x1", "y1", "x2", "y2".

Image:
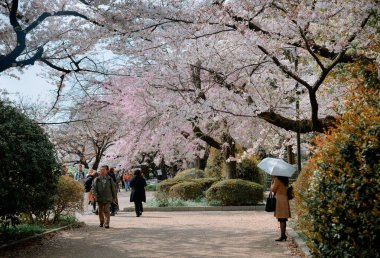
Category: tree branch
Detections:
[
  {"x1": 192, "y1": 123, "x2": 221, "y2": 149},
  {"x1": 258, "y1": 111, "x2": 337, "y2": 133},
  {"x1": 257, "y1": 45, "x2": 313, "y2": 91}
]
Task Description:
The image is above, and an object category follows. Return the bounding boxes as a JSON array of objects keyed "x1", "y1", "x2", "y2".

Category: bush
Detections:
[
  {"x1": 0, "y1": 101, "x2": 60, "y2": 225},
  {"x1": 295, "y1": 85, "x2": 380, "y2": 257},
  {"x1": 145, "y1": 184, "x2": 157, "y2": 191},
  {"x1": 52, "y1": 176, "x2": 84, "y2": 222},
  {"x1": 205, "y1": 148, "x2": 224, "y2": 178},
  {"x1": 236, "y1": 157, "x2": 264, "y2": 185},
  {"x1": 156, "y1": 178, "x2": 184, "y2": 195},
  {"x1": 174, "y1": 168, "x2": 205, "y2": 180},
  {"x1": 206, "y1": 179, "x2": 263, "y2": 206},
  {"x1": 192, "y1": 178, "x2": 219, "y2": 191},
  {"x1": 169, "y1": 182, "x2": 204, "y2": 200}
]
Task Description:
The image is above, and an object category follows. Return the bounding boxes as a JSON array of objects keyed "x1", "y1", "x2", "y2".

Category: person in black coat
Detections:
[{"x1": 129, "y1": 169, "x2": 147, "y2": 217}]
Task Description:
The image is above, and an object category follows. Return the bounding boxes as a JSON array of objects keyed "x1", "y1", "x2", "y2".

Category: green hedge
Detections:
[
  {"x1": 174, "y1": 168, "x2": 205, "y2": 180},
  {"x1": 192, "y1": 178, "x2": 219, "y2": 191},
  {"x1": 156, "y1": 178, "x2": 183, "y2": 195},
  {"x1": 295, "y1": 85, "x2": 380, "y2": 257},
  {"x1": 169, "y1": 182, "x2": 204, "y2": 200},
  {"x1": 236, "y1": 158, "x2": 264, "y2": 185},
  {"x1": 206, "y1": 179, "x2": 263, "y2": 206},
  {"x1": 205, "y1": 148, "x2": 224, "y2": 178}
]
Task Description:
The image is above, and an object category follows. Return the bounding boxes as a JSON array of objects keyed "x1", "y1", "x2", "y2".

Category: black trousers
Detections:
[{"x1": 134, "y1": 201, "x2": 143, "y2": 215}]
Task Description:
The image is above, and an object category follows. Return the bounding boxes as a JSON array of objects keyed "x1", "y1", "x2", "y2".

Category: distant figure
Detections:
[
  {"x1": 271, "y1": 176, "x2": 291, "y2": 241},
  {"x1": 74, "y1": 164, "x2": 85, "y2": 183},
  {"x1": 108, "y1": 167, "x2": 118, "y2": 216},
  {"x1": 130, "y1": 169, "x2": 147, "y2": 217},
  {"x1": 123, "y1": 171, "x2": 131, "y2": 192},
  {"x1": 84, "y1": 169, "x2": 95, "y2": 214},
  {"x1": 92, "y1": 165, "x2": 117, "y2": 228}
]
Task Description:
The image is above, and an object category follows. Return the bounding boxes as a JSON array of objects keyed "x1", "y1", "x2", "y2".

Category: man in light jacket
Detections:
[{"x1": 92, "y1": 165, "x2": 116, "y2": 228}]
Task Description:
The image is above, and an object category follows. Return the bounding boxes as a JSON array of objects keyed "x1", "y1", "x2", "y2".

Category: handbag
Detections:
[{"x1": 265, "y1": 192, "x2": 276, "y2": 212}]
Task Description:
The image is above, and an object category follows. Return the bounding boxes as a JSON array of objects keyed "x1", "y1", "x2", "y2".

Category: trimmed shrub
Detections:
[
  {"x1": 0, "y1": 101, "x2": 60, "y2": 225},
  {"x1": 169, "y1": 182, "x2": 204, "y2": 200},
  {"x1": 236, "y1": 157, "x2": 264, "y2": 185},
  {"x1": 156, "y1": 178, "x2": 183, "y2": 195},
  {"x1": 174, "y1": 168, "x2": 205, "y2": 180},
  {"x1": 206, "y1": 179, "x2": 263, "y2": 206},
  {"x1": 52, "y1": 176, "x2": 84, "y2": 222},
  {"x1": 192, "y1": 178, "x2": 219, "y2": 191},
  {"x1": 295, "y1": 85, "x2": 380, "y2": 257},
  {"x1": 205, "y1": 148, "x2": 224, "y2": 178}
]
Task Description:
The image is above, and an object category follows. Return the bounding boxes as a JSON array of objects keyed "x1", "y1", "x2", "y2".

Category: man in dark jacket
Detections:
[
  {"x1": 130, "y1": 169, "x2": 147, "y2": 217},
  {"x1": 92, "y1": 165, "x2": 116, "y2": 228}
]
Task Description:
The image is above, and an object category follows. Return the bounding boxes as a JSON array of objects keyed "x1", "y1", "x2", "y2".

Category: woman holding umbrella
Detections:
[
  {"x1": 271, "y1": 176, "x2": 291, "y2": 241},
  {"x1": 258, "y1": 158, "x2": 294, "y2": 242}
]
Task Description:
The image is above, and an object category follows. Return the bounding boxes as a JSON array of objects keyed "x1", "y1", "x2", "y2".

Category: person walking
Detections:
[
  {"x1": 74, "y1": 164, "x2": 85, "y2": 183},
  {"x1": 108, "y1": 167, "x2": 118, "y2": 216},
  {"x1": 123, "y1": 171, "x2": 131, "y2": 192},
  {"x1": 83, "y1": 168, "x2": 95, "y2": 215},
  {"x1": 130, "y1": 169, "x2": 147, "y2": 217},
  {"x1": 271, "y1": 176, "x2": 291, "y2": 241},
  {"x1": 92, "y1": 165, "x2": 117, "y2": 228}
]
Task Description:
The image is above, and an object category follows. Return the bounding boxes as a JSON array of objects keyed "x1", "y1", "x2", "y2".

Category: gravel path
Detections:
[{"x1": 1, "y1": 211, "x2": 301, "y2": 258}]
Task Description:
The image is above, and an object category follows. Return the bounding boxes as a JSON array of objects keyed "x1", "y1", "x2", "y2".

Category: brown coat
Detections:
[{"x1": 271, "y1": 177, "x2": 291, "y2": 219}]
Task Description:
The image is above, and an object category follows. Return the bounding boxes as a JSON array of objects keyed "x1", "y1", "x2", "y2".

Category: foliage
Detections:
[
  {"x1": 169, "y1": 181, "x2": 204, "y2": 200},
  {"x1": 145, "y1": 183, "x2": 157, "y2": 191},
  {"x1": 174, "y1": 168, "x2": 205, "y2": 180},
  {"x1": 205, "y1": 148, "x2": 224, "y2": 178},
  {"x1": 192, "y1": 178, "x2": 219, "y2": 191},
  {"x1": 0, "y1": 223, "x2": 45, "y2": 245},
  {"x1": 206, "y1": 179, "x2": 263, "y2": 206},
  {"x1": 147, "y1": 195, "x2": 208, "y2": 208},
  {"x1": 236, "y1": 157, "x2": 264, "y2": 185},
  {"x1": 52, "y1": 176, "x2": 84, "y2": 222},
  {"x1": 294, "y1": 85, "x2": 380, "y2": 257},
  {"x1": 156, "y1": 178, "x2": 184, "y2": 195},
  {"x1": 0, "y1": 101, "x2": 60, "y2": 223}
]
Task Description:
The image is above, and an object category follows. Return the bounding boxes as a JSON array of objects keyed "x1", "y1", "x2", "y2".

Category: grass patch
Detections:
[
  {"x1": 0, "y1": 224, "x2": 45, "y2": 245},
  {"x1": 145, "y1": 184, "x2": 156, "y2": 191},
  {"x1": 146, "y1": 196, "x2": 208, "y2": 207},
  {"x1": 0, "y1": 215, "x2": 80, "y2": 246}
]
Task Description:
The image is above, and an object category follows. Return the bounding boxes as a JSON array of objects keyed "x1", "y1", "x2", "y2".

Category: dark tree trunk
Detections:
[{"x1": 222, "y1": 133, "x2": 236, "y2": 179}]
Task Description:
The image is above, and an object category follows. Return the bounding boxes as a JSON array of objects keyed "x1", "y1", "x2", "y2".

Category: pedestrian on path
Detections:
[
  {"x1": 108, "y1": 167, "x2": 118, "y2": 216},
  {"x1": 123, "y1": 171, "x2": 131, "y2": 191},
  {"x1": 83, "y1": 168, "x2": 95, "y2": 215},
  {"x1": 271, "y1": 176, "x2": 291, "y2": 241},
  {"x1": 130, "y1": 169, "x2": 147, "y2": 217},
  {"x1": 92, "y1": 165, "x2": 117, "y2": 228},
  {"x1": 74, "y1": 164, "x2": 85, "y2": 183}
]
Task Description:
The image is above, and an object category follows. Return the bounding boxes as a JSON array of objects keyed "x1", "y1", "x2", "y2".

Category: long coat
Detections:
[
  {"x1": 271, "y1": 177, "x2": 291, "y2": 219},
  {"x1": 130, "y1": 176, "x2": 147, "y2": 202}
]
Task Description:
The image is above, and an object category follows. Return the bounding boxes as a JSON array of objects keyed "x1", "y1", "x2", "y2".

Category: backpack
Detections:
[
  {"x1": 287, "y1": 185, "x2": 294, "y2": 200},
  {"x1": 84, "y1": 176, "x2": 93, "y2": 192}
]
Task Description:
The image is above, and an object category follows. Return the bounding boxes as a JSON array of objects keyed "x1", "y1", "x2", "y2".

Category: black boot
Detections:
[{"x1": 275, "y1": 222, "x2": 287, "y2": 241}]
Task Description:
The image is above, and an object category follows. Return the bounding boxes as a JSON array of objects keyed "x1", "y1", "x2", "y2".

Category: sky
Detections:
[{"x1": 0, "y1": 65, "x2": 55, "y2": 103}]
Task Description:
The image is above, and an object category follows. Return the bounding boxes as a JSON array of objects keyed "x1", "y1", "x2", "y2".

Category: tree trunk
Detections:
[
  {"x1": 199, "y1": 146, "x2": 210, "y2": 170},
  {"x1": 287, "y1": 145, "x2": 295, "y2": 164},
  {"x1": 222, "y1": 133, "x2": 236, "y2": 179}
]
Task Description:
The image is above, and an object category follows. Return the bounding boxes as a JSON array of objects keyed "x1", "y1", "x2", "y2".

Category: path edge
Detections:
[
  {"x1": 0, "y1": 223, "x2": 82, "y2": 250},
  {"x1": 287, "y1": 227, "x2": 312, "y2": 257}
]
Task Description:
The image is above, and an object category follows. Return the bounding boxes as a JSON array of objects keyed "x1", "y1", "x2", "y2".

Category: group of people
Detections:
[
  {"x1": 74, "y1": 164, "x2": 147, "y2": 228},
  {"x1": 71, "y1": 164, "x2": 290, "y2": 237}
]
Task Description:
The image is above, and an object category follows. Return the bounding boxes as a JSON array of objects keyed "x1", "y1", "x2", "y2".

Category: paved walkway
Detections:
[{"x1": 1, "y1": 210, "x2": 300, "y2": 258}]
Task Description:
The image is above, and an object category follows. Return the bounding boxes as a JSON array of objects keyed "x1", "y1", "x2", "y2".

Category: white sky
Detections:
[{"x1": 0, "y1": 65, "x2": 55, "y2": 102}]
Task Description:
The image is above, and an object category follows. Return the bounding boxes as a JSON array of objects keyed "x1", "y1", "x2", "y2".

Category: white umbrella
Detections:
[{"x1": 257, "y1": 158, "x2": 296, "y2": 177}]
